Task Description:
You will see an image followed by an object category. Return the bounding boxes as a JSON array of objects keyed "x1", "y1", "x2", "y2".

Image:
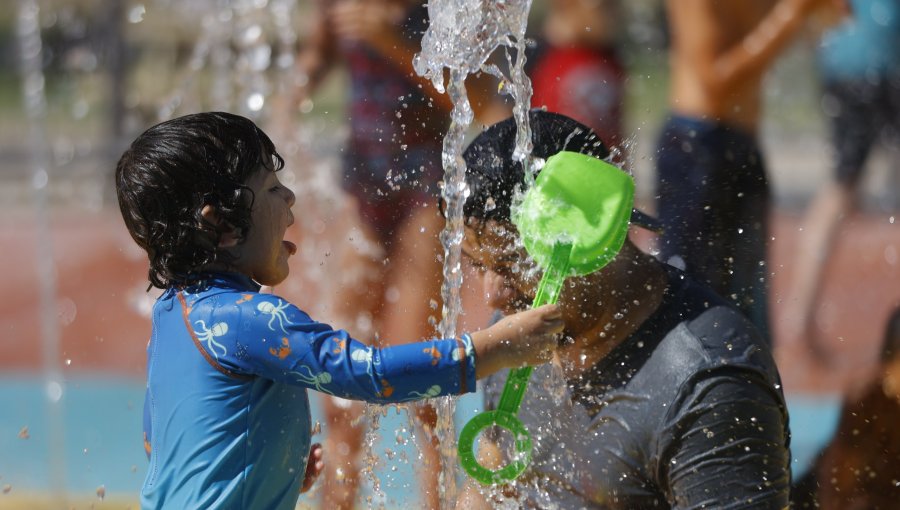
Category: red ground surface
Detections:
[{"x1": 2, "y1": 208, "x2": 898, "y2": 395}]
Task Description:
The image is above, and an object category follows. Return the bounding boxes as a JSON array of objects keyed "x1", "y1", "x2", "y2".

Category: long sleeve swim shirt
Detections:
[{"x1": 140, "y1": 272, "x2": 476, "y2": 509}]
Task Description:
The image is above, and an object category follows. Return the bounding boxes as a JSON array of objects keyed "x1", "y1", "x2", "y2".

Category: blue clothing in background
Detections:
[
  {"x1": 817, "y1": 0, "x2": 900, "y2": 184},
  {"x1": 140, "y1": 272, "x2": 475, "y2": 509},
  {"x1": 818, "y1": 0, "x2": 900, "y2": 80}
]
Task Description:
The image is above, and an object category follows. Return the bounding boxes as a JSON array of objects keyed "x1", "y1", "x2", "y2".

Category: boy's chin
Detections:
[{"x1": 255, "y1": 268, "x2": 290, "y2": 288}]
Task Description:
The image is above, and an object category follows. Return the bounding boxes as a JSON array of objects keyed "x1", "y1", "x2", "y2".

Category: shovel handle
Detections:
[
  {"x1": 531, "y1": 241, "x2": 572, "y2": 309},
  {"x1": 458, "y1": 242, "x2": 571, "y2": 485}
]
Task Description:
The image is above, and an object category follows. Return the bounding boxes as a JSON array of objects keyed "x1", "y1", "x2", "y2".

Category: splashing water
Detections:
[
  {"x1": 415, "y1": 0, "x2": 534, "y2": 506},
  {"x1": 157, "y1": 0, "x2": 298, "y2": 121},
  {"x1": 414, "y1": 0, "x2": 535, "y2": 178}
]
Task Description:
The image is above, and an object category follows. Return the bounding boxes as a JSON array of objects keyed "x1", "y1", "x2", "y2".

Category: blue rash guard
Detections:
[{"x1": 140, "y1": 272, "x2": 476, "y2": 509}]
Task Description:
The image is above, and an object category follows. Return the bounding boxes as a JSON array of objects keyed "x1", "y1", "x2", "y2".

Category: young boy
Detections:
[{"x1": 115, "y1": 111, "x2": 563, "y2": 509}]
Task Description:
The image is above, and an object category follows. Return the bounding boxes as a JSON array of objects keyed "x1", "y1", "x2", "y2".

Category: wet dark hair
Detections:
[
  {"x1": 462, "y1": 109, "x2": 610, "y2": 223},
  {"x1": 115, "y1": 111, "x2": 284, "y2": 289},
  {"x1": 880, "y1": 306, "x2": 900, "y2": 363}
]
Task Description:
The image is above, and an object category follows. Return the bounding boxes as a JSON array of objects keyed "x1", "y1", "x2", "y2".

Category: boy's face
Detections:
[
  {"x1": 231, "y1": 166, "x2": 297, "y2": 286},
  {"x1": 462, "y1": 219, "x2": 542, "y2": 314}
]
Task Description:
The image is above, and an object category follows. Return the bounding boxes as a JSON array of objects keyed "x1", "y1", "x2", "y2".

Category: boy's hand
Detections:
[
  {"x1": 300, "y1": 443, "x2": 324, "y2": 494},
  {"x1": 471, "y1": 304, "x2": 564, "y2": 379}
]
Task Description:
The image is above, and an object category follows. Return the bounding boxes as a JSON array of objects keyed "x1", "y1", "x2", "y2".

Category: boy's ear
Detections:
[{"x1": 200, "y1": 204, "x2": 241, "y2": 248}]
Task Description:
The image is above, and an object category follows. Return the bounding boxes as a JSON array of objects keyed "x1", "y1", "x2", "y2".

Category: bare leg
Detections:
[
  {"x1": 785, "y1": 181, "x2": 856, "y2": 362},
  {"x1": 321, "y1": 198, "x2": 385, "y2": 510},
  {"x1": 322, "y1": 397, "x2": 367, "y2": 510},
  {"x1": 382, "y1": 204, "x2": 445, "y2": 510}
]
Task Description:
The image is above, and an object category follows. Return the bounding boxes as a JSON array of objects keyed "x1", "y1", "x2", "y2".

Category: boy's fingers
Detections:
[
  {"x1": 534, "y1": 303, "x2": 562, "y2": 318},
  {"x1": 300, "y1": 443, "x2": 324, "y2": 493}
]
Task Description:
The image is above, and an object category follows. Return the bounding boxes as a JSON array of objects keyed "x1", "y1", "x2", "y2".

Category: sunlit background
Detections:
[{"x1": 1, "y1": 0, "x2": 898, "y2": 508}]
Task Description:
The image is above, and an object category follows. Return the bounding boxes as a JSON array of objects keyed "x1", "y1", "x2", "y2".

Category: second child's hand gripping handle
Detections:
[{"x1": 457, "y1": 242, "x2": 571, "y2": 485}]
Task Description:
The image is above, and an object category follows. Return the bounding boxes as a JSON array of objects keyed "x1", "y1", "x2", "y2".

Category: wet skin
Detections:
[
  {"x1": 461, "y1": 218, "x2": 669, "y2": 377},
  {"x1": 225, "y1": 166, "x2": 297, "y2": 287}
]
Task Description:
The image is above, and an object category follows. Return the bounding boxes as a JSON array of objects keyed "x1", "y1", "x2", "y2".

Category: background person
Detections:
[
  {"x1": 784, "y1": 0, "x2": 900, "y2": 362},
  {"x1": 654, "y1": 0, "x2": 847, "y2": 345}
]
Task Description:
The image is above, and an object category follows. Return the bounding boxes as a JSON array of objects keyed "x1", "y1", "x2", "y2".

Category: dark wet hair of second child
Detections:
[
  {"x1": 461, "y1": 109, "x2": 610, "y2": 224},
  {"x1": 115, "y1": 111, "x2": 284, "y2": 290}
]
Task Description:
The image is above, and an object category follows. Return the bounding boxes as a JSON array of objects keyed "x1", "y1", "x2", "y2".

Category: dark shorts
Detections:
[
  {"x1": 342, "y1": 145, "x2": 442, "y2": 246},
  {"x1": 655, "y1": 115, "x2": 771, "y2": 343},
  {"x1": 822, "y1": 74, "x2": 900, "y2": 185}
]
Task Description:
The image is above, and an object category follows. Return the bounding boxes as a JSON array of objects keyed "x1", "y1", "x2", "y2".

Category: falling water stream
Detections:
[{"x1": 415, "y1": 0, "x2": 535, "y2": 506}]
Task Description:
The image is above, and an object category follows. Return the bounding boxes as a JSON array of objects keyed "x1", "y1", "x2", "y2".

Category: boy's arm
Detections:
[
  {"x1": 655, "y1": 367, "x2": 791, "y2": 508},
  {"x1": 232, "y1": 294, "x2": 477, "y2": 402},
  {"x1": 195, "y1": 293, "x2": 559, "y2": 404}
]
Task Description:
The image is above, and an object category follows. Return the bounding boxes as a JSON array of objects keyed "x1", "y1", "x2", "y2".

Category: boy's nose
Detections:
[{"x1": 286, "y1": 187, "x2": 296, "y2": 207}]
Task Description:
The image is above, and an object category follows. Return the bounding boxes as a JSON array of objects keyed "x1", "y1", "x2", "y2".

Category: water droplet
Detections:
[
  {"x1": 32, "y1": 168, "x2": 48, "y2": 190},
  {"x1": 247, "y1": 93, "x2": 265, "y2": 111},
  {"x1": 128, "y1": 5, "x2": 146, "y2": 23},
  {"x1": 18, "y1": 427, "x2": 29, "y2": 440},
  {"x1": 45, "y1": 380, "x2": 63, "y2": 403},
  {"x1": 58, "y1": 297, "x2": 77, "y2": 326}
]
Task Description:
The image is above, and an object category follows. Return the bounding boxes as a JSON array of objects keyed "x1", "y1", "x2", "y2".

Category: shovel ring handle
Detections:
[{"x1": 457, "y1": 410, "x2": 533, "y2": 485}]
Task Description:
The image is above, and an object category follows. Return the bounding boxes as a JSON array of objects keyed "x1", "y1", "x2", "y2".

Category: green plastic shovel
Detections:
[{"x1": 457, "y1": 150, "x2": 636, "y2": 485}]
